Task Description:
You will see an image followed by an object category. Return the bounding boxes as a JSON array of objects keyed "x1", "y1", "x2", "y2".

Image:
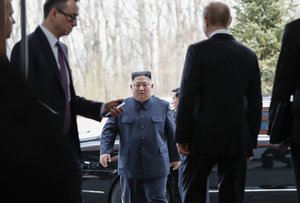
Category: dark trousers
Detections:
[
  {"x1": 59, "y1": 133, "x2": 84, "y2": 203},
  {"x1": 120, "y1": 176, "x2": 168, "y2": 203},
  {"x1": 291, "y1": 144, "x2": 300, "y2": 203},
  {"x1": 182, "y1": 154, "x2": 247, "y2": 203},
  {"x1": 178, "y1": 156, "x2": 210, "y2": 203}
]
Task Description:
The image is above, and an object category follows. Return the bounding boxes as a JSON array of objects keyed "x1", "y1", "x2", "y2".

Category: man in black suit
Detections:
[
  {"x1": 175, "y1": 2, "x2": 262, "y2": 203},
  {"x1": 269, "y1": 18, "x2": 300, "y2": 202},
  {"x1": 2, "y1": 0, "x2": 69, "y2": 201},
  {"x1": 10, "y1": 0, "x2": 123, "y2": 202}
]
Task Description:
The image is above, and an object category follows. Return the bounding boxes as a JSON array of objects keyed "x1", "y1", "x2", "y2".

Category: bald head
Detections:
[
  {"x1": 5, "y1": 0, "x2": 15, "y2": 39},
  {"x1": 203, "y1": 2, "x2": 231, "y2": 27}
]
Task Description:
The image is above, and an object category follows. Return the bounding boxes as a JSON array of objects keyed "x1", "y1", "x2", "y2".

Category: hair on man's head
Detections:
[
  {"x1": 203, "y1": 1, "x2": 231, "y2": 27},
  {"x1": 172, "y1": 87, "x2": 180, "y2": 97},
  {"x1": 43, "y1": 0, "x2": 79, "y2": 19},
  {"x1": 131, "y1": 71, "x2": 152, "y2": 80}
]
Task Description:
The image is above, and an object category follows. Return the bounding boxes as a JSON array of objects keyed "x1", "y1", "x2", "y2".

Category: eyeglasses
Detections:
[
  {"x1": 56, "y1": 8, "x2": 79, "y2": 22},
  {"x1": 133, "y1": 83, "x2": 151, "y2": 89}
]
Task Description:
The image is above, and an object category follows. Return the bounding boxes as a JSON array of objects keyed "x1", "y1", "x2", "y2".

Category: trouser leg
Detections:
[
  {"x1": 291, "y1": 144, "x2": 300, "y2": 203},
  {"x1": 143, "y1": 176, "x2": 168, "y2": 203},
  {"x1": 217, "y1": 156, "x2": 247, "y2": 203},
  {"x1": 182, "y1": 155, "x2": 215, "y2": 203},
  {"x1": 120, "y1": 176, "x2": 147, "y2": 203}
]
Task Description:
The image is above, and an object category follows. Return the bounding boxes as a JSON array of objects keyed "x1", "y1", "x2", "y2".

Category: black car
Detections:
[{"x1": 79, "y1": 100, "x2": 297, "y2": 203}]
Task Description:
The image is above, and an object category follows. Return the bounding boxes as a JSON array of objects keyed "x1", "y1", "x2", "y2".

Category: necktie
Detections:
[{"x1": 56, "y1": 42, "x2": 71, "y2": 133}]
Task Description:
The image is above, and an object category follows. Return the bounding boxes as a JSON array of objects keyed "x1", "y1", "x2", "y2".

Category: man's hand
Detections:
[
  {"x1": 177, "y1": 143, "x2": 190, "y2": 156},
  {"x1": 99, "y1": 154, "x2": 111, "y2": 167},
  {"x1": 170, "y1": 161, "x2": 181, "y2": 170},
  {"x1": 103, "y1": 99, "x2": 124, "y2": 117},
  {"x1": 247, "y1": 156, "x2": 253, "y2": 161}
]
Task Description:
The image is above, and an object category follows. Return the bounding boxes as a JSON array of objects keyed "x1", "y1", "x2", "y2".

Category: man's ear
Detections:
[
  {"x1": 204, "y1": 16, "x2": 209, "y2": 27},
  {"x1": 151, "y1": 84, "x2": 154, "y2": 88},
  {"x1": 49, "y1": 7, "x2": 58, "y2": 20},
  {"x1": 130, "y1": 84, "x2": 133, "y2": 90},
  {"x1": 227, "y1": 16, "x2": 232, "y2": 27}
]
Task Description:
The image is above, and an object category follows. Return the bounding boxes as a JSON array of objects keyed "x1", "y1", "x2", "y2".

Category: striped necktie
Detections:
[{"x1": 56, "y1": 41, "x2": 71, "y2": 133}]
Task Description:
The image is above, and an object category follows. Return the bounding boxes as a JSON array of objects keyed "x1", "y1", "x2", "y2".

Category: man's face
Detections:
[
  {"x1": 131, "y1": 76, "x2": 153, "y2": 102},
  {"x1": 54, "y1": 0, "x2": 79, "y2": 37},
  {"x1": 172, "y1": 95, "x2": 179, "y2": 111},
  {"x1": 5, "y1": 0, "x2": 15, "y2": 39}
]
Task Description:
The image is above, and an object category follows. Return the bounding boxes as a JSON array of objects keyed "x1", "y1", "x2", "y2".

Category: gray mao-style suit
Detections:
[{"x1": 100, "y1": 96, "x2": 180, "y2": 203}]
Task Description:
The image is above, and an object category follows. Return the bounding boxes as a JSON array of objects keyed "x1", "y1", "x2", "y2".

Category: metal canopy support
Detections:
[
  {"x1": 0, "y1": 0, "x2": 6, "y2": 57},
  {"x1": 20, "y1": 0, "x2": 28, "y2": 81}
]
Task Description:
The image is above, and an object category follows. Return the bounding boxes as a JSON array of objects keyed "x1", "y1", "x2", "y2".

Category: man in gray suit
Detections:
[
  {"x1": 100, "y1": 71, "x2": 181, "y2": 203},
  {"x1": 176, "y1": 2, "x2": 262, "y2": 203}
]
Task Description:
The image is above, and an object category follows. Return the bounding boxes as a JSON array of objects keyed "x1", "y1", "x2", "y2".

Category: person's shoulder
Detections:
[
  {"x1": 287, "y1": 18, "x2": 300, "y2": 26},
  {"x1": 124, "y1": 97, "x2": 133, "y2": 103},
  {"x1": 152, "y1": 96, "x2": 170, "y2": 106},
  {"x1": 232, "y1": 38, "x2": 257, "y2": 56},
  {"x1": 285, "y1": 18, "x2": 300, "y2": 31},
  {"x1": 189, "y1": 39, "x2": 210, "y2": 48},
  {"x1": 185, "y1": 39, "x2": 210, "y2": 55}
]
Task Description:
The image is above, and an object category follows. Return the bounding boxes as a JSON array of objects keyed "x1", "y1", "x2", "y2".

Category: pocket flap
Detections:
[{"x1": 151, "y1": 116, "x2": 163, "y2": 123}]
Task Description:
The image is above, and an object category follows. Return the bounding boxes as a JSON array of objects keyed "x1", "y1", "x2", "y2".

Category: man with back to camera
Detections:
[
  {"x1": 10, "y1": 0, "x2": 123, "y2": 202},
  {"x1": 100, "y1": 71, "x2": 181, "y2": 203},
  {"x1": 269, "y1": 16, "x2": 300, "y2": 202},
  {"x1": 171, "y1": 87, "x2": 210, "y2": 203},
  {"x1": 175, "y1": 2, "x2": 262, "y2": 203}
]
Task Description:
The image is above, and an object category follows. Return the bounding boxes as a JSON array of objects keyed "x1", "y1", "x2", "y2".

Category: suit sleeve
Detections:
[
  {"x1": 100, "y1": 116, "x2": 119, "y2": 155},
  {"x1": 245, "y1": 53, "x2": 262, "y2": 149},
  {"x1": 271, "y1": 23, "x2": 299, "y2": 102},
  {"x1": 269, "y1": 23, "x2": 299, "y2": 133},
  {"x1": 165, "y1": 105, "x2": 180, "y2": 162},
  {"x1": 176, "y1": 45, "x2": 199, "y2": 144},
  {"x1": 75, "y1": 96, "x2": 103, "y2": 121}
]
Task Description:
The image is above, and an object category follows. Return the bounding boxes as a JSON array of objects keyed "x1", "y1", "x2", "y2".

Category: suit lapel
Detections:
[
  {"x1": 35, "y1": 27, "x2": 70, "y2": 96},
  {"x1": 35, "y1": 27, "x2": 76, "y2": 105}
]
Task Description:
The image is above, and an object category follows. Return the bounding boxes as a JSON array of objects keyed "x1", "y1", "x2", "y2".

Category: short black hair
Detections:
[
  {"x1": 131, "y1": 71, "x2": 151, "y2": 80},
  {"x1": 172, "y1": 87, "x2": 180, "y2": 97},
  {"x1": 43, "y1": 0, "x2": 79, "y2": 19}
]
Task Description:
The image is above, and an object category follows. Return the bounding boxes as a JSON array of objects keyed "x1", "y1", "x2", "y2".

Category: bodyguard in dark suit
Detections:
[
  {"x1": 100, "y1": 71, "x2": 181, "y2": 203},
  {"x1": 10, "y1": 0, "x2": 123, "y2": 202},
  {"x1": 269, "y1": 18, "x2": 300, "y2": 202},
  {"x1": 2, "y1": 1, "x2": 73, "y2": 201},
  {"x1": 175, "y1": 2, "x2": 262, "y2": 203}
]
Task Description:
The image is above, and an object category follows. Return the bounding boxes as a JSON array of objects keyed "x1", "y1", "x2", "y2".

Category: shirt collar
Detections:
[
  {"x1": 133, "y1": 95, "x2": 153, "y2": 110},
  {"x1": 209, "y1": 29, "x2": 230, "y2": 38},
  {"x1": 39, "y1": 24, "x2": 59, "y2": 49}
]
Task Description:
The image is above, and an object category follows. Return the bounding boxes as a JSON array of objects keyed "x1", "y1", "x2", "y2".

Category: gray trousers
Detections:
[{"x1": 120, "y1": 176, "x2": 168, "y2": 203}]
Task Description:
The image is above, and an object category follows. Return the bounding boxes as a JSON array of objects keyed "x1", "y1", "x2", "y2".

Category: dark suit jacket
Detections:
[
  {"x1": 10, "y1": 26, "x2": 103, "y2": 156},
  {"x1": 0, "y1": 56, "x2": 75, "y2": 202},
  {"x1": 270, "y1": 19, "x2": 300, "y2": 144},
  {"x1": 100, "y1": 96, "x2": 180, "y2": 179},
  {"x1": 176, "y1": 33, "x2": 262, "y2": 157}
]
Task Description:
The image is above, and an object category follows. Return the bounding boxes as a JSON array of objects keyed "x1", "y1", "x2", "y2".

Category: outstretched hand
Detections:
[{"x1": 103, "y1": 99, "x2": 124, "y2": 117}]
